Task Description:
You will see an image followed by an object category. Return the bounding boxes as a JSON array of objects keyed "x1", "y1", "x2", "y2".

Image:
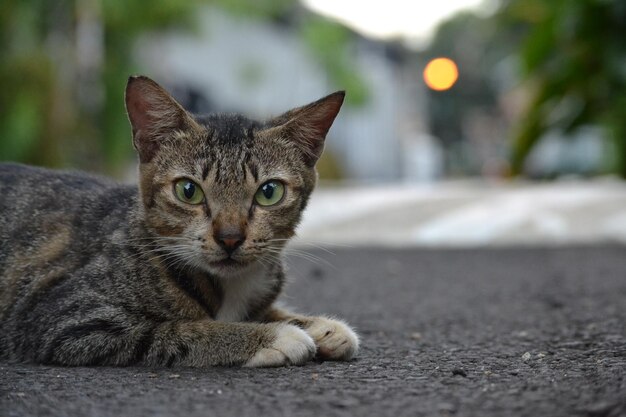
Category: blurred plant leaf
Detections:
[{"x1": 501, "y1": 0, "x2": 626, "y2": 177}]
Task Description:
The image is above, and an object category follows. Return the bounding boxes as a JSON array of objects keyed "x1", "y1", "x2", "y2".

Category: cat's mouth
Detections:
[
  {"x1": 208, "y1": 257, "x2": 246, "y2": 270},
  {"x1": 211, "y1": 258, "x2": 238, "y2": 266}
]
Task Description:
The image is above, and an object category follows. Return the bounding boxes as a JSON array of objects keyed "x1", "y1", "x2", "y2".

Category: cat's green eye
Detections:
[
  {"x1": 174, "y1": 179, "x2": 204, "y2": 205},
  {"x1": 254, "y1": 180, "x2": 285, "y2": 207}
]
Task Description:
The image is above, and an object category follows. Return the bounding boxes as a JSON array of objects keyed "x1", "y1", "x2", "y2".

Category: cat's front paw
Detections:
[
  {"x1": 305, "y1": 317, "x2": 359, "y2": 361},
  {"x1": 244, "y1": 324, "x2": 316, "y2": 368}
]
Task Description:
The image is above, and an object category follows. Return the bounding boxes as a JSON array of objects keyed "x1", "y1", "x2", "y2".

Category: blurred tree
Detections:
[
  {"x1": 500, "y1": 0, "x2": 626, "y2": 177},
  {"x1": 0, "y1": 0, "x2": 207, "y2": 174},
  {"x1": 0, "y1": 0, "x2": 366, "y2": 176}
]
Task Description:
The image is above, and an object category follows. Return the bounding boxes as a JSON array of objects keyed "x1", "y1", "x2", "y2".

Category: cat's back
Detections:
[
  {"x1": 0, "y1": 162, "x2": 133, "y2": 212},
  {"x1": 0, "y1": 162, "x2": 117, "y2": 207},
  {"x1": 0, "y1": 163, "x2": 137, "y2": 271}
]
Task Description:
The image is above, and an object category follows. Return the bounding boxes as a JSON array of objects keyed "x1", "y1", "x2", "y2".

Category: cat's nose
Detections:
[{"x1": 214, "y1": 232, "x2": 245, "y2": 256}]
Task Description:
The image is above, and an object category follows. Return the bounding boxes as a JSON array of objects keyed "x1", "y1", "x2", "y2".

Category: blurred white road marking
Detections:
[
  {"x1": 602, "y1": 213, "x2": 626, "y2": 243},
  {"x1": 413, "y1": 189, "x2": 597, "y2": 245},
  {"x1": 296, "y1": 181, "x2": 626, "y2": 247}
]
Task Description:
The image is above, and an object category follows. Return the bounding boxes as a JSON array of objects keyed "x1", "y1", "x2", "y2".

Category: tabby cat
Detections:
[{"x1": 0, "y1": 76, "x2": 359, "y2": 367}]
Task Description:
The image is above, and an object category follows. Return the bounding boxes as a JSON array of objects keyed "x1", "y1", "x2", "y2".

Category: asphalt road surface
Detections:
[{"x1": 2, "y1": 246, "x2": 625, "y2": 417}]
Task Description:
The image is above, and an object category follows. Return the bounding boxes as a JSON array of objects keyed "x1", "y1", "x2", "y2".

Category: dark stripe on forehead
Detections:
[
  {"x1": 211, "y1": 150, "x2": 252, "y2": 186},
  {"x1": 214, "y1": 159, "x2": 222, "y2": 184},
  {"x1": 241, "y1": 151, "x2": 259, "y2": 183},
  {"x1": 247, "y1": 161, "x2": 259, "y2": 183},
  {"x1": 240, "y1": 159, "x2": 248, "y2": 181},
  {"x1": 202, "y1": 162, "x2": 211, "y2": 181}
]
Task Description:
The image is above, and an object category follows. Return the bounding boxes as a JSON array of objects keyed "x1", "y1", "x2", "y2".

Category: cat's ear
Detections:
[
  {"x1": 125, "y1": 75, "x2": 200, "y2": 163},
  {"x1": 267, "y1": 91, "x2": 345, "y2": 166}
]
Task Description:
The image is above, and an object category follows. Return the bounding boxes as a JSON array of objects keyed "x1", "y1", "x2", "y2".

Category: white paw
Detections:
[
  {"x1": 244, "y1": 324, "x2": 316, "y2": 368},
  {"x1": 306, "y1": 317, "x2": 359, "y2": 361}
]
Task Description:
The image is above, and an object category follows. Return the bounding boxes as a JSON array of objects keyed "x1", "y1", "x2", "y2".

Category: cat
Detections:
[{"x1": 0, "y1": 75, "x2": 359, "y2": 367}]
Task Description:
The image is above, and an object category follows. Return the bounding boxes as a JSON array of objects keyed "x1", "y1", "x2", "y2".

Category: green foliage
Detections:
[
  {"x1": 0, "y1": 2, "x2": 56, "y2": 166},
  {"x1": 300, "y1": 17, "x2": 369, "y2": 106},
  {"x1": 501, "y1": 0, "x2": 626, "y2": 176},
  {"x1": 214, "y1": 0, "x2": 294, "y2": 19},
  {"x1": 0, "y1": 0, "x2": 367, "y2": 176},
  {"x1": 0, "y1": 0, "x2": 207, "y2": 174}
]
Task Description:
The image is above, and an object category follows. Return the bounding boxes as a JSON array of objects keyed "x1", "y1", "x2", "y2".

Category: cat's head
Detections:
[{"x1": 125, "y1": 76, "x2": 344, "y2": 277}]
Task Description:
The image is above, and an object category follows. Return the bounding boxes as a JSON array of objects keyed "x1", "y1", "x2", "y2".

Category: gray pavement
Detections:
[{"x1": 2, "y1": 246, "x2": 626, "y2": 417}]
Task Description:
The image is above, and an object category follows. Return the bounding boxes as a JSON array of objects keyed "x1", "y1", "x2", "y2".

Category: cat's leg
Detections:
[
  {"x1": 262, "y1": 307, "x2": 359, "y2": 361},
  {"x1": 145, "y1": 319, "x2": 316, "y2": 368},
  {"x1": 37, "y1": 314, "x2": 315, "y2": 367}
]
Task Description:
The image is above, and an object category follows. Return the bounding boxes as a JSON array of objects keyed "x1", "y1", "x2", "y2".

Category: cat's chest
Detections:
[{"x1": 215, "y1": 269, "x2": 276, "y2": 322}]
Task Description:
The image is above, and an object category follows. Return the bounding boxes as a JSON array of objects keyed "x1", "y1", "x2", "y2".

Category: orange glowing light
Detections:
[{"x1": 423, "y1": 58, "x2": 459, "y2": 91}]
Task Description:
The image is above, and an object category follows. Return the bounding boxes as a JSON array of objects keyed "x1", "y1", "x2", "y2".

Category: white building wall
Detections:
[{"x1": 135, "y1": 7, "x2": 431, "y2": 182}]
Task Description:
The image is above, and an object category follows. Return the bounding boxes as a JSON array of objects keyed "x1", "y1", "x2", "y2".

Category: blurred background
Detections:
[{"x1": 2, "y1": 0, "x2": 626, "y2": 247}]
